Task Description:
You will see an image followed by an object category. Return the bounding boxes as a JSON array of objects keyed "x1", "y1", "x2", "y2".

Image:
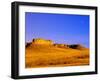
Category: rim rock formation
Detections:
[
  {"x1": 32, "y1": 38, "x2": 54, "y2": 45},
  {"x1": 26, "y1": 38, "x2": 88, "y2": 50}
]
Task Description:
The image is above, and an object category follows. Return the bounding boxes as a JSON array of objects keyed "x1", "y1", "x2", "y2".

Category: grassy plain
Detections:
[{"x1": 25, "y1": 44, "x2": 89, "y2": 68}]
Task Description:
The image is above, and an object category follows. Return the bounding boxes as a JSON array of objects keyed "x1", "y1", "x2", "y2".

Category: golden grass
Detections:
[{"x1": 25, "y1": 44, "x2": 89, "y2": 68}]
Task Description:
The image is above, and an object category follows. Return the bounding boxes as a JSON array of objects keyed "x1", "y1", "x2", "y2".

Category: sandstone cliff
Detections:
[
  {"x1": 32, "y1": 38, "x2": 53, "y2": 45},
  {"x1": 54, "y1": 44, "x2": 69, "y2": 48}
]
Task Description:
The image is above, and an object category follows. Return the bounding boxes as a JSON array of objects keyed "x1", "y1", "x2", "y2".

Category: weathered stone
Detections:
[{"x1": 32, "y1": 38, "x2": 53, "y2": 45}]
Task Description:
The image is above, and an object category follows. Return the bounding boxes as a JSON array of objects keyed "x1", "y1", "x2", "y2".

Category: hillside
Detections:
[{"x1": 25, "y1": 38, "x2": 89, "y2": 68}]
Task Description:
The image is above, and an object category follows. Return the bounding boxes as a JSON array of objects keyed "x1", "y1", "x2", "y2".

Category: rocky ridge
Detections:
[{"x1": 26, "y1": 38, "x2": 87, "y2": 50}]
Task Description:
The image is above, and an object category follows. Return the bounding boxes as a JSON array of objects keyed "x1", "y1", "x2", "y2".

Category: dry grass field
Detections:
[{"x1": 25, "y1": 38, "x2": 89, "y2": 68}]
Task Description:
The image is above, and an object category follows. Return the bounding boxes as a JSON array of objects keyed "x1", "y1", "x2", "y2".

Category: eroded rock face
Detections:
[
  {"x1": 32, "y1": 38, "x2": 54, "y2": 45},
  {"x1": 54, "y1": 44, "x2": 69, "y2": 48}
]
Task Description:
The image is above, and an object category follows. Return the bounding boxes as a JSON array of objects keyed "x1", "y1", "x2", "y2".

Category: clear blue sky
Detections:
[{"x1": 25, "y1": 12, "x2": 89, "y2": 48}]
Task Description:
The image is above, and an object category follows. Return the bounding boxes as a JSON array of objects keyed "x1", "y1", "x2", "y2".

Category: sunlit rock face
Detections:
[
  {"x1": 53, "y1": 44, "x2": 69, "y2": 48},
  {"x1": 32, "y1": 38, "x2": 54, "y2": 45}
]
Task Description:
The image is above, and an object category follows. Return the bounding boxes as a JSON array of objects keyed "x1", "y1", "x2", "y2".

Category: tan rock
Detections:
[
  {"x1": 54, "y1": 43, "x2": 69, "y2": 48},
  {"x1": 32, "y1": 38, "x2": 53, "y2": 45}
]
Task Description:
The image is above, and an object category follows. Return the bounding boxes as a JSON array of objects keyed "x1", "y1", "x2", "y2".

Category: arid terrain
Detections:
[{"x1": 25, "y1": 38, "x2": 89, "y2": 68}]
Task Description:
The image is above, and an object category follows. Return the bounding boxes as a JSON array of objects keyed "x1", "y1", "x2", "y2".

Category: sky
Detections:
[{"x1": 25, "y1": 12, "x2": 89, "y2": 48}]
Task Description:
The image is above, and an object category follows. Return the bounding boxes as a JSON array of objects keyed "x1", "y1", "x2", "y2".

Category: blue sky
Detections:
[{"x1": 25, "y1": 12, "x2": 89, "y2": 48}]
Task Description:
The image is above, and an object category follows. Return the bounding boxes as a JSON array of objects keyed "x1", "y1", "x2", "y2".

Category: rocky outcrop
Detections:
[
  {"x1": 32, "y1": 38, "x2": 53, "y2": 45},
  {"x1": 26, "y1": 38, "x2": 87, "y2": 50},
  {"x1": 54, "y1": 44, "x2": 69, "y2": 48}
]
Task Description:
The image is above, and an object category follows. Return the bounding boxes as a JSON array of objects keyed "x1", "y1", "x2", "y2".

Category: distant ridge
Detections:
[{"x1": 26, "y1": 38, "x2": 88, "y2": 50}]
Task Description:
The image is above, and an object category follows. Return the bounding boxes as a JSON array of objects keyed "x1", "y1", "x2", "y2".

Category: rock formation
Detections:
[
  {"x1": 26, "y1": 38, "x2": 87, "y2": 50},
  {"x1": 54, "y1": 43, "x2": 69, "y2": 48},
  {"x1": 32, "y1": 38, "x2": 53, "y2": 45}
]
